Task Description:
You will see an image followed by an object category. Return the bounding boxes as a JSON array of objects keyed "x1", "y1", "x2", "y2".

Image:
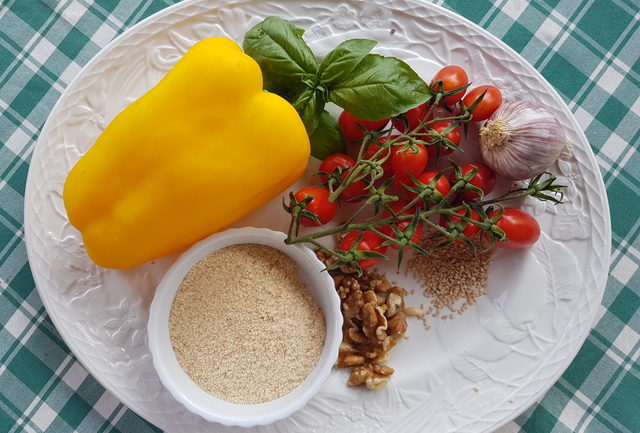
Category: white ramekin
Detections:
[{"x1": 147, "y1": 227, "x2": 342, "y2": 427}]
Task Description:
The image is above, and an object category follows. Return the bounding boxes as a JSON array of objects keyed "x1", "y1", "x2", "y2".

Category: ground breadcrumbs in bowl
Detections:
[{"x1": 168, "y1": 243, "x2": 326, "y2": 405}]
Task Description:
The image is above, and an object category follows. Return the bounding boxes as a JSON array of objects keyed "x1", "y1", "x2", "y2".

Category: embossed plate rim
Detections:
[{"x1": 24, "y1": 0, "x2": 611, "y2": 431}]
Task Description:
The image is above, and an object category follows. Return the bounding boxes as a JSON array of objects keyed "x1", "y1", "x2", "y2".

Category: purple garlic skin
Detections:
[{"x1": 479, "y1": 100, "x2": 566, "y2": 181}]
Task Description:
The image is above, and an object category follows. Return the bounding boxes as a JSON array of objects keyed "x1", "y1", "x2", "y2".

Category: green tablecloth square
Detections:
[
  {"x1": 577, "y1": 0, "x2": 634, "y2": 51},
  {"x1": 502, "y1": 22, "x2": 534, "y2": 53},
  {"x1": 562, "y1": 339, "x2": 605, "y2": 389},
  {"x1": 609, "y1": 287, "x2": 640, "y2": 324},
  {"x1": 598, "y1": 96, "x2": 634, "y2": 132},
  {"x1": 67, "y1": 375, "x2": 107, "y2": 409},
  {"x1": 22, "y1": 332, "x2": 68, "y2": 374},
  {"x1": 9, "y1": 0, "x2": 50, "y2": 31},
  {"x1": 8, "y1": 346, "x2": 53, "y2": 394},
  {"x1": 601, "y1": 371, "x2": 640, "y2": 432},
  {"x1": 4, "y1": 262, "x2": 34, "y2": 300},
  {"x1": 9, "y1": 75, "x2": 52, "y2": 119},
  {"x1": 59, "y1": 393, "x2": 93, "y2": 430},
  {"x1": 541, "y1": 54, "x2": 589, "y2": 100},
  {"x1": 57, "y1": 27, "x2": 93, "y2": 60}
]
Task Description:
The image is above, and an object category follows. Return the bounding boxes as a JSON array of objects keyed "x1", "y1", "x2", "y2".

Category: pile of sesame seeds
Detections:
[{"x1": 407, "y1": 231, "x2": 492, "y2": 327}]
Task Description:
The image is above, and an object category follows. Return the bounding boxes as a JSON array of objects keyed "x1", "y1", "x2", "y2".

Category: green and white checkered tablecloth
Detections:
[{"x1": 0, "y1": 0, "x2": 638, "y2": 432}]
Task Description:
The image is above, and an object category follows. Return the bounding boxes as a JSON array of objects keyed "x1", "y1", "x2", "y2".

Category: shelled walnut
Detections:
[{"x1": 316, "y1": 250, "x2": 408, "y2": 390}]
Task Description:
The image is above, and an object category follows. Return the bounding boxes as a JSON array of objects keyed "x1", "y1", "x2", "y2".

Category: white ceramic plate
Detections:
[{"x1": 24, "y1": 1, "x2": 610, "y2": 432}]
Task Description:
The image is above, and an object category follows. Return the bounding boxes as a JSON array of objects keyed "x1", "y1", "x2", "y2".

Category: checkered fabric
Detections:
[{"x1": 0, "y1": 0, "x2": 637, "y2": 432}]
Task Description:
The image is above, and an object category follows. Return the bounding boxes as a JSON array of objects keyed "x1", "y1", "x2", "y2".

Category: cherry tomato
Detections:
[
  {"x1": 450, "y1": 162, "x2": 496, "y2": 202},
  {"x1": 391, "y1": 142, "x2": 428, "y2": 188},
  {"x1": 393, "y1": 104, "x2": 428, "y2": 133},
  {"x1": 293, "y1": 187, "x2": 336, "y2": 226},
  {"x1": 462, "y1": 85, "x2": 502, "y2": 122},
  {"x1": 423, "y1": 121, "x2": 461, "y2": 158},
  {"x1": 431, "y1": 65, "x2": 469, "y2": 106},
  {"x1": 339, "y1": 110, "x2": 389, "y2": 142},
  {"x1": 379, "y1": 201, "x2": 423, "y2": 249},
  {"x1": 338, "y1": 230, "x2": 387, "y2": 269},
  {"x1": 489, "y1": 208, "x2": 540, "y2": 249},
  {"x1": 409, "y1": 171, "x2": 451, "y2": 205},
  {"x1": 439, "y1": 208, "x2": 482, "y2": 240},
  {"x1": 318, "y1": 153, "x2": 367, "y2": 201},
  {"x1": 318, "y1": 153, "x2": 354, "y2": 183}
]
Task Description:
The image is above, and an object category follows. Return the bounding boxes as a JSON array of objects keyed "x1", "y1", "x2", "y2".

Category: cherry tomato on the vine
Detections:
[
  {"x1": 393, "y1": 104, "x2": 428, "y2": 133},
  {"x1": 391, "y1": 142, "x2": 428, "y2": 188},
  {"x1": 318, "y1": 153, "x2": 354, "y2": 184},
  {"x1": 489, "y1": 208, "x2": 540, "y2": 249},
  {"x1": 293, "y1": 187, "x2": 336, "y2": 227},
  {"x1": 451, "y1": 162, "x2": 496, "y2": 202},
  {"x1": 338, "y1": 230, "x2": 387, "y2": 269},
  {"x1": 365, "y1": 140, "x2": 395, "y2": 177},
  {"x1": 462, "y1": 85, "x2": 502, "y2": 122},
  {"x1": 318, "y1": 153, "x2": 367, "y2": 202},
  {"x1": 339, "y1": 110, "x2": 389, "y2": 142},
  {"x1": 439, "y1": 208, "x2": 482, "y2": 240},
  {"x1": 431, "y1": 65, "x2": 469, "y2": 107},
  {"x1": 409, "y1": 171, "x2": 451, "y2": 206},
  {"x1": 379, "y1": 201, "x2": 423, "y2": 249},
  {"x1": 423, "y1": 121, "x2": 461, "y2": 159}
]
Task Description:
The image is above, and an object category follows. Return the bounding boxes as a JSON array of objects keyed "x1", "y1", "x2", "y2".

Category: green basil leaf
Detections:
[
  {"x1": 318, "y1": 39, "x2": 377, "y2": 87},
  {"x1": 292, "y1": 87, "x2": 325, "y2": 134},
  {"x1": 328, "y1": 54, "x2": 432, "y2": 120},
  {"x1": 243, "y1": 17, "x2": 317, "y2": 90},
  {"x1": 309, "y1": 111, "x2": 345, "y2": 160}
]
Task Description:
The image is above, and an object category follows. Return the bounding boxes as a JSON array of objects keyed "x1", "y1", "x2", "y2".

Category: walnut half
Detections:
[{"x1": 348, "y1": 363, "x2": 395, "y2": 390}]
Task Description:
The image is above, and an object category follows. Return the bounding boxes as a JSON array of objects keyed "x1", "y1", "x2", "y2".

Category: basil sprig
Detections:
[{"x1": 243, "y1": 17, "x2": 432, "y2": 159}]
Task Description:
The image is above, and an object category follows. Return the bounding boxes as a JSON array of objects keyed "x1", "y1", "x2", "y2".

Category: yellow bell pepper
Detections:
[{"x1": 63, "y1": 37, "x2": 310, "y2": 269}]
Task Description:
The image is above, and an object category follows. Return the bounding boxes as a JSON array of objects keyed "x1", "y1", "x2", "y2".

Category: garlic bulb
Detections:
[{"x1": 479, "y1": 100, "x2": 566, "y2": 180}]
